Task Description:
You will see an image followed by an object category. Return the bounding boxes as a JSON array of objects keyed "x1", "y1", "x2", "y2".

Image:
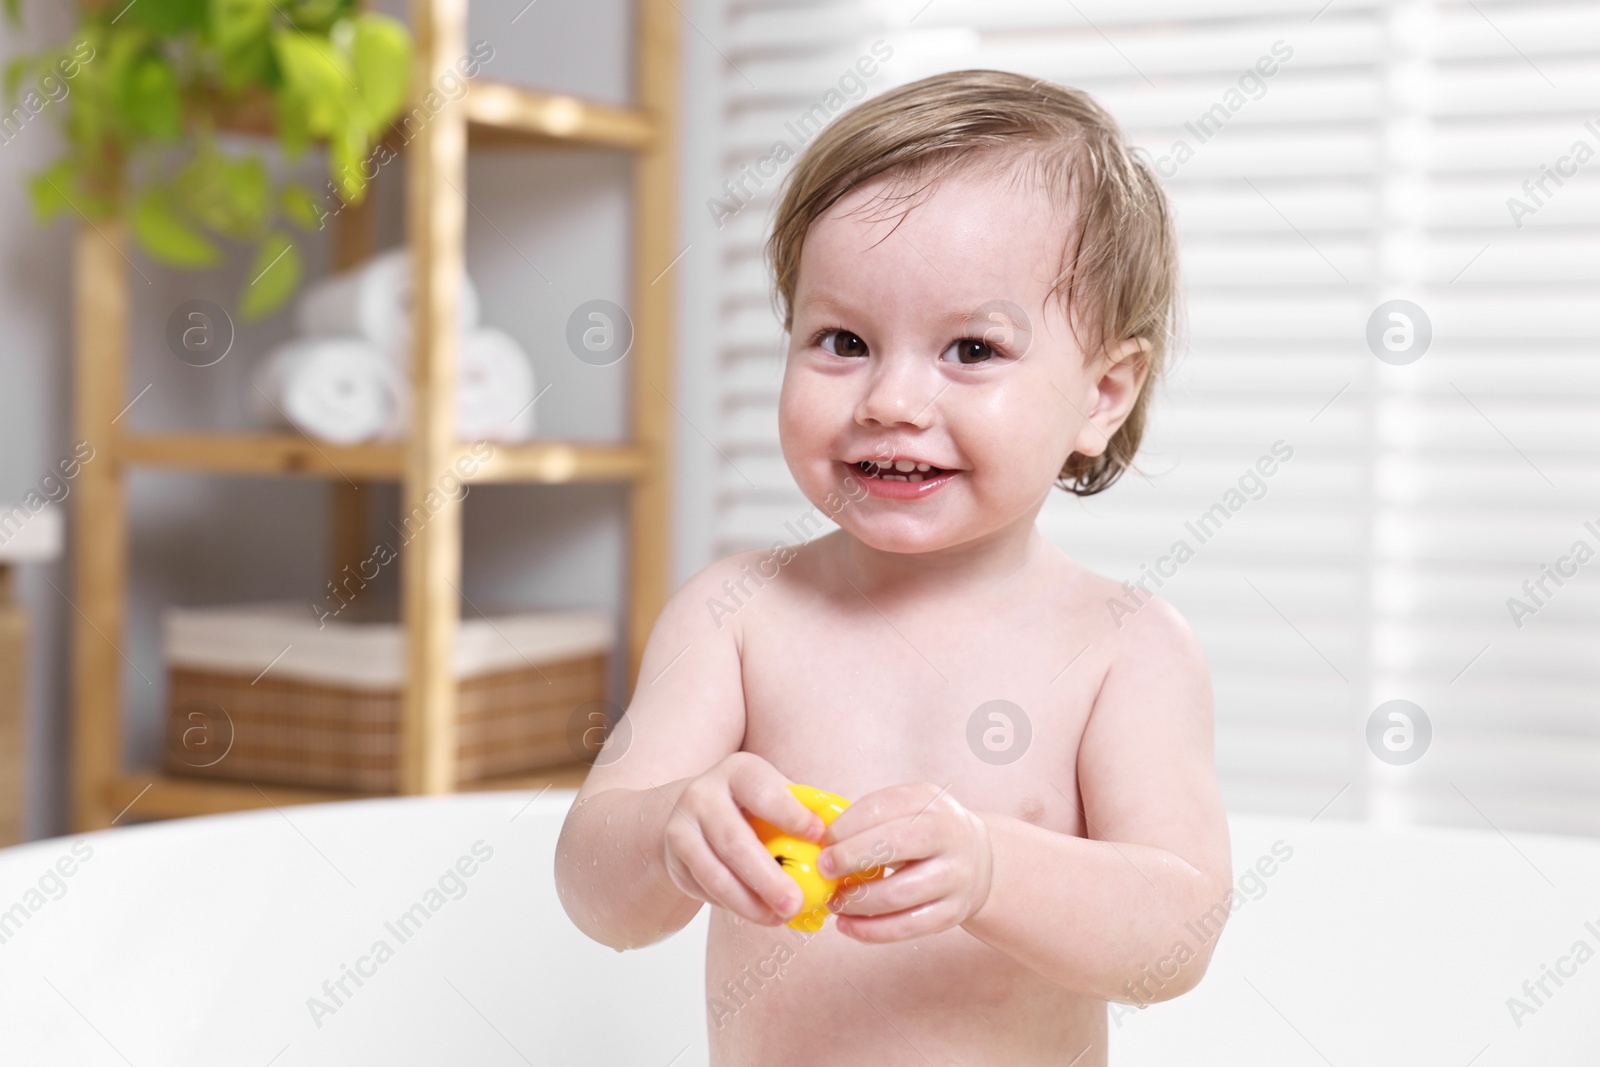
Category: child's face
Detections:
[{"x1": 778, "y1": 163, "x2": 1149, "y2": 556}]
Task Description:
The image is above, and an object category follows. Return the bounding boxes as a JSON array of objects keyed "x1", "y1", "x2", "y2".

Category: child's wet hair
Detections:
[{"x1": 765, "y1": 68, "x2": 1185, "y2": 496}]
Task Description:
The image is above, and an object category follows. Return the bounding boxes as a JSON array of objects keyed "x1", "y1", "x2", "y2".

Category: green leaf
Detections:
[
  {"x1": 208, "y1": 0, "x2": 272, "y2": 55},
  {"x1": 176, "y1": 148, "x2": 269, "y2": 239},
  {"x1": 102, "y1": 22, "x2": 155, "y2": 94},
  {"x1": 3, "y1": 0, "x2": 19, "y2": 29},
  {"x1": 351, "y1": 13, "x2": 410, "y2": 126},
  {"x1": 273, "y1": 87, "x2": 311, "y2": 158},
  {"x1": 136, "y1": 0, "x2": 207, "y2": 34},
  {"x1": 27, "y1": 159, "x2": 116, "y2": 221},
  {"x1": 60, "y1": 26, "x2": 111, "y2": 149},
  {"x1": 219, "y1": 154, "x2": 269, "y2": 234},
  {"x1": 270, "y1": 29, "x2": 351, "y2": 135},
  {"x1": 328, "y1": 117, "x2": 368, "y2": 204},
  {"x1": 284, "y1": 0, "x2": 354, "y2": 32},
  {"x1": 4, "y1": 56, "x2": 30, "y2": 106},
  {"x1": 279, "y1": 182, "x2": 326, "y2": 230},
  {"x1": 217, "y1": 33, "x2": 274, "y2": 91},
  {"x1": 65, "y1": 77, "x2": 106, "y2": 153},
  {"x1": 27, "y1": 160, "x2": 77, "y2": 221},
  {"x1": 238, "y1": 231, "x2": 301, "y2": 321},
  {"x1": 131, "y1": 187, "x2": 221, "y2": 267},
  {"x1": 122, "y1": 52, "x2": 183, "y2": 138}
]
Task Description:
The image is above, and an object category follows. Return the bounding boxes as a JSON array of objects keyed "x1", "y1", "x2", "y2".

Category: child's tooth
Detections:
[
  {"x1": 874, "y1": 460, "x2": 892, "y2": 469},
  {"x1": 894, "y1": 459, "x2": 916, "y2": 472},
  {"x1": 915, "y1": 463, "x2": 931, "y2": 472},
  {"x1": 909, "y1": 473, "x2": 924, "y2": 483}
]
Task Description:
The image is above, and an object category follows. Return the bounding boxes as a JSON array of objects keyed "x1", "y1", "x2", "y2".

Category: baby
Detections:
[{"x1": 555, "y1": 68, "x2": 1232, "y2": 1066}]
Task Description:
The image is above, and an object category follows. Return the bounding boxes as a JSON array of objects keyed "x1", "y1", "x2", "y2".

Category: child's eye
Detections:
[
  {"x1": 941, "y1": 337, "x2": 999, "y2": 365},
  {"x1": 817, "y1": 329, "x2": 869, "y2": 358}
]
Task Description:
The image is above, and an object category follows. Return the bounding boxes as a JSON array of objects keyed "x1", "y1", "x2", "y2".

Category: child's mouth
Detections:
[
  {"x1": 845, "y1": 459, "x2": 961, "y2": 499},
  {"x1": 853, "y1": 459, "x2": 949, "y2": 483}
]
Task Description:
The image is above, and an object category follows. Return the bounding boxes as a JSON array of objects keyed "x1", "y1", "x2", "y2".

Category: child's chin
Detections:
[{"x1": 841, "y1": 518, "x2": 968, "y2": 556}]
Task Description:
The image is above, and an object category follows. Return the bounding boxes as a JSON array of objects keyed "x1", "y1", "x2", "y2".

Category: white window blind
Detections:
[{"x1": 709, "y1": 0, "x2": 1600, "y2": 837}]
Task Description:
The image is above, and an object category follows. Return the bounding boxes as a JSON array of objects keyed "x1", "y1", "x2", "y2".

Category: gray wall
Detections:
[
  {"x1": 0, "y1": 2, "x2": 85, "y2": 842},
  {"x1": 3, "y1": 0, "x2": 726, "y2": 839}
]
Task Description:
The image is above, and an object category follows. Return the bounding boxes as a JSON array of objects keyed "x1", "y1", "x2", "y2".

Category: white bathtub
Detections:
[{"x1": 1, "y1": 792, "x2": 1596, "y2": 1065}]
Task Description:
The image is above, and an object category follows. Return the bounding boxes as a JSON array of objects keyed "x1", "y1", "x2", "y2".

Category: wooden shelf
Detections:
[
  {"x1": 116, "y1": 434, "x2": 651, "y2": 484},
  {"x1": 119, "y1": 433, "x2": 400, "y2": 480},
  {"x1": 211, "y1": 79, "x2": 656, "y2": 151},
  {"x1": 110, "y1": 764, "x2": 594, "y2": 822},
  {"x1": 471, "y1": 440, "x2": 650, "y2": 483},
  {"x1": 69, "y1": 1, "x2": 677, "y2": 832},
  {"x1": 464, "y1": 83, "x2": 657, "y2": 149}
]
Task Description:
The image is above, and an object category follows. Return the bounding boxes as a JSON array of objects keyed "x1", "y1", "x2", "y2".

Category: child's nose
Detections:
[{"x1": 854, "y1": 355, "x2": 936, "y2": 429}]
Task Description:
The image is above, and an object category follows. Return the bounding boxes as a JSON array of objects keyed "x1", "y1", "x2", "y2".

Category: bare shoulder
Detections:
[
  {"x1": 1054, "y1": 554, "x2": 1208, "y2": 681},
  {"x1": 663, "y1": 546, "x2": 780, "y2": 649},
  {"x1": 1107, "y1": 591, "x2": 1207, "y2": 677}
]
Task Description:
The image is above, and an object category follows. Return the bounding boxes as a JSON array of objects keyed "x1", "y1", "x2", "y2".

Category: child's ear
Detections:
[{"x1": 1070, "y1": 335, "x2": 1152, "y2": 458}]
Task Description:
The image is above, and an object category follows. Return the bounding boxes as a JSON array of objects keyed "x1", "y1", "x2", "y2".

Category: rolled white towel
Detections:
[
  {"x1": 374, "y1": 328, "x2": 535, "y2": 442},
  {"x1": 458, "y1": 327, "x2": 537, "y2": 442},
  {"x1": 251, "y1": 338, "x2": 406, "y2": 445},
  {"x1": 295, "y1": 247, "x2": 480, "y2": 351}
]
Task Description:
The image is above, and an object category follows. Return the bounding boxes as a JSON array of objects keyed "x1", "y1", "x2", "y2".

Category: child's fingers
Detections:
[
  {"x1": 730, "y1": 760, "x2": 825, "y2": 841},
  {"x1": 703, "y1": 802, "x2": 808, "y2": 920},
  {"x1": 819, "y1": 813, "x2": 934, "y2": 879},
  {"x1": 666, "y1": 852, "x2": 726, "y2": 912},
  {"x1": 831, "y1": 857, "x2": 941, "y2": 918},
  {"x1": 675, "y1": 828, "x2": 788, "y2": 925},
  {"x1": 819, "y1": 782, "x2": 933, "y2": 845}
]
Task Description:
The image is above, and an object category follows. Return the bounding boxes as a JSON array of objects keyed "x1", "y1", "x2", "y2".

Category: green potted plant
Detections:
[{"x1": 5, "y1": 0, "x2": 413, "y2": 319}]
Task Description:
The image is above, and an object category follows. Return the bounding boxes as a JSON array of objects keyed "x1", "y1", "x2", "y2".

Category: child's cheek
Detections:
[
  {"x1": 776, "y1": 394, "x2": 830, "y2": 499},
  {"x1": 777, "y1": 378, "x2": 827, "y2": 461}
]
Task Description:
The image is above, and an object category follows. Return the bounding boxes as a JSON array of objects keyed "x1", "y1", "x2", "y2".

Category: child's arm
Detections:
[
  {"x1": 554, "y1": 555, "x2": 825, "y2": 951},
  {"x1": 822, "y1": 596, "x2": 1232, "y2": 1002}
]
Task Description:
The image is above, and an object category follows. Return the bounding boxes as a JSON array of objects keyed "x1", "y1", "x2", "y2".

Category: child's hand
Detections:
[
  {"x1": 818, "y1": 782, "x2": 993, "y2": 942},
  {"x1": 661, "y1": 753, "x2": 827, "y2": 927}
]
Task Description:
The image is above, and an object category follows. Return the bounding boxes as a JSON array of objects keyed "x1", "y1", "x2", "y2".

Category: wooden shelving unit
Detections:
[
  {"x1": 116, "y1": 434, "x2": 653, "y2": 483},
  {"x1": 68, "y1": 0, "x2": 677, "y2": 829}
]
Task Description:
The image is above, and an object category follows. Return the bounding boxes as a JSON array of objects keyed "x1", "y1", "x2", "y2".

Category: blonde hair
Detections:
[{"x1": 765, "y1": 69, "x2": 1183, "y2": 496}]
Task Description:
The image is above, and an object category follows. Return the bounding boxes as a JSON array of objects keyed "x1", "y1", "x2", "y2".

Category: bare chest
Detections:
[{"x1": 735, "y1": 566, "x2": 1106, "y2": 834}]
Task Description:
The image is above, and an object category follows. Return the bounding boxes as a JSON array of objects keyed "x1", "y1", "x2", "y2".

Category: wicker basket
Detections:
[{"x1": 161, "y1": 602, "x2": 615, "y2": 792}]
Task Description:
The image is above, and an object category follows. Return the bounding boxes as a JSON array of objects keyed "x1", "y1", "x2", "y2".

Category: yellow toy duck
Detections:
[{"x1": 745, "y1": 783, "x2": 886, "y2": 932}]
